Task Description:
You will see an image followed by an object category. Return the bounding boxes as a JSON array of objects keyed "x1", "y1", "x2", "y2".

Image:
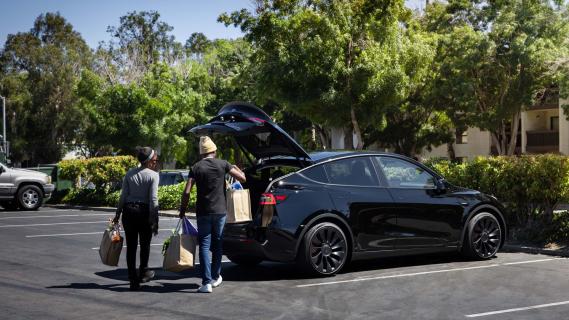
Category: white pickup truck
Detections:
[{"x1": 0, "y1": 163, "x2": 55, "y2": 210}]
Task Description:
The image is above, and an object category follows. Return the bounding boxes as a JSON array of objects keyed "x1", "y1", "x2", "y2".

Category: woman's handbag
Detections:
[
  {"x1": 99, "y1": 222, "x2": 123, "y2": 266},
  {"x1": 162, "y1": 218, "x2": 197, "y2": 272}
]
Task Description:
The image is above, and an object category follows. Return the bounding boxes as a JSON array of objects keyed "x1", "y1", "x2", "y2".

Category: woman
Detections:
[{"x1": 113, "y1": 147, "x2": 160, "y2": 291}]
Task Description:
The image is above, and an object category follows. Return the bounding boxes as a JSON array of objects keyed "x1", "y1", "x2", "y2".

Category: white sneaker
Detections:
[
  {"x1": 212, "y1": 275, "x2": 222, "y2": 288},
  {"x1": 197, "y1": 283, "x2": 212, "y2": 293}
]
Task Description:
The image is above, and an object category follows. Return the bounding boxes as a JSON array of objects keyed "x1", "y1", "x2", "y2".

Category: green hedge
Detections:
[
  {"x1": 62, "y1": 182, "x2": 196, "y2": 210},
  {"x1": 425, "y1": 155, "x2": 569, "y2": 241},
  {"x1": 59, "y1": 156, "x2": 138, "y2": 191}
]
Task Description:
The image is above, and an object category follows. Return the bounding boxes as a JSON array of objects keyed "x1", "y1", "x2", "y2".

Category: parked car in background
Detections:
[
  {"x1": 0, "y1": 163, "x2": 55, "y2": 210},
  {"x1": 191, "y1": 102, "x2": 507, "y2": 276},
  {"x1": 159, "y1": 170, "x2": 189, "y2": 187}
]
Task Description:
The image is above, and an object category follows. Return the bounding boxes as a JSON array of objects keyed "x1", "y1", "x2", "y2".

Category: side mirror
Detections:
[{"x1": 435, "y1": 178, "x2": 447, "y2": 193}]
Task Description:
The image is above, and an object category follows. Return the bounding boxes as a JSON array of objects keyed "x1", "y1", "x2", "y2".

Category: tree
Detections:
[
  {"x1": 425, "y1": 0, "x2": 569, "y2": 155},
  {"x1": 220, "y1": 0, "x2": 409, "y2": 150},
  {"x1": 77, "y1": 63, "x2": 211, "y2": 166},
  {"x1": 0, "y1": 12, "x2": 92, "y2": 165},
  {"x1": 185, "y1": 32, "x2": 211, "y2": 58},
  {"x1": 100, "y1": 11, "x2": 184, "y2": 83}
]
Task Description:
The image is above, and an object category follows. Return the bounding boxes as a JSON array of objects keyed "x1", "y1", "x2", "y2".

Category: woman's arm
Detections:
[{"x1": 113, "y1": 176, "x2": 129, "y2": 223}]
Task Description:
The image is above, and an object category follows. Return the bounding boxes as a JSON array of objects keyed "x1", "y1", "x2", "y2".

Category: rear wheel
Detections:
[
  {"x1": 226, "y1": 254, "x2": 263, "y2": 266},
  {"x1": 297, "y1": 222, "x2": 348, "y2": 276},
  {"x1": 462, "y1": 212, "x2": 502, "y2": 259},
  {"x1": 17, "y1": 185, "x2": 43, "y2": 211}
]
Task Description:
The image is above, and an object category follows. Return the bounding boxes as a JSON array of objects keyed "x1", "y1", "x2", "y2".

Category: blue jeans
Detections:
[{"x1": 197, "y1": 214, "x2": 226, "y2": 285}]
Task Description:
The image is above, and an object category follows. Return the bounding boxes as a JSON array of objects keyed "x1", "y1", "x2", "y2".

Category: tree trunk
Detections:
[
  {"x1": 447, "y1": 142, "x2": 456, "y2": 162},
  {"x1": 506, "y1": 110, "x2": 521, "y2": 156},
  {"x1": 343, "y1": 126, "x2": 353, "y2": 150},
  {"x1": 490, "y1": 131, "x2": 503, "y2": 155},
  {"x1": 315, "y1": 125, "x2": 330, "y2": 150},
  {"x1": 350, "y1": 107, "x2": 363, "y2": 150}
]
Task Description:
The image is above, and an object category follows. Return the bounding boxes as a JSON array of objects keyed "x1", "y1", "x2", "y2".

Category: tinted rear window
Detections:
[
  {"x1": 324, "y1": 157, "x2": 378, "y2": 186},
  {"x1": 300, "y1": 165, "x2": 328, "y2": 183}
]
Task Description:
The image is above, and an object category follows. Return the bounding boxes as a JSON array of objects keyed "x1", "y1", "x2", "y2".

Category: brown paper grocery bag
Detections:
[
  {"x1": 226, "y1": 189, "x2": 252, "y2": 223},
  {"x1": 99, "y1": 229, "x2": 123, "y2": 267},
  {"x1": 163, "y1": 234, "x2": 196, "y2": 272}
]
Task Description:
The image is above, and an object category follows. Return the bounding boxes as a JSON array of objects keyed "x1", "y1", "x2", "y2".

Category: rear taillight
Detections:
[
  {"x1": 260, "y1": 193, "x2": 287, "y2": 205},
  {"x1": 260, "y1": 193, "x2": 276, "y2": 205}
]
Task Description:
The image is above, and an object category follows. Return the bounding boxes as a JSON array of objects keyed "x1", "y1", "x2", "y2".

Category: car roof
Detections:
[{"x1": 308, "y1": 151, "x2": 400, "y2": 163}]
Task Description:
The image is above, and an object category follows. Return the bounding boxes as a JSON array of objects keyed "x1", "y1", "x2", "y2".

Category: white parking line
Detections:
[
  {"x1": 26, "y1": 228, "x2": 174, "y2": 238},
  {"x1": 91, "y1": 243, "x2": 164, "y2": 250},
  {"x1": 465, "y1": 300, "x2": 569, "y2": 318},
  {"x1": 296, "y1": 258, "x2": 565, "y2": 288},
  {"x1": 0, "y1": 221, "x2": 109, "y2": 228},
  {"x1": 0, "y1": 213, "x2": 113, "y2": 220}
]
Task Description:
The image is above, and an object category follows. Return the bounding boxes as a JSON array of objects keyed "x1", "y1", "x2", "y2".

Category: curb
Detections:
[
  {"x1": 44, "y1": 204, "x2": 195, "y2": 218},
  {"x1": 502, "y1": 244, "x2": 569, "y2": 258}
]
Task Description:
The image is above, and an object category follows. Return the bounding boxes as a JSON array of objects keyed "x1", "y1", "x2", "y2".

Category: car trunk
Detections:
[{"x1": 190, "y1": 102, "x2": 312, "y2": 216}]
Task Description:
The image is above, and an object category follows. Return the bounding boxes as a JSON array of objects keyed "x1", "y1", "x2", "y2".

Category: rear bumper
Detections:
[{"x1": 223, "y1": 222, "x2": 298, "y2": 262}]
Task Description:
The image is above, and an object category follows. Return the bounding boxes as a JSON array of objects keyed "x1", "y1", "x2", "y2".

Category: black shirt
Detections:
[{"x1": 190, "y1": 157, "x2": 232, "y2": 216}]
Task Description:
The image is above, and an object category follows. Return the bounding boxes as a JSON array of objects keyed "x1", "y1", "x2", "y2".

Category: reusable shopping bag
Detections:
[
  {"x1": 226, "y1": 189, "x2": 252, "y2": 223},
  {"x1": 99, "y1": 222, "x2": 123, "y2": 266},
  {"x1": 162, "y1": 219, "x2": 197, "y2": 272}
]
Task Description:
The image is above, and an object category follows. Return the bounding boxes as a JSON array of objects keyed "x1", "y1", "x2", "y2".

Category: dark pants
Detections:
[
  {"x1": 197, "y1": 214, "x2": 226, "y2": 285},
  {"x1": 122, "y1": 204, "x2": 152, "y2": 283}
]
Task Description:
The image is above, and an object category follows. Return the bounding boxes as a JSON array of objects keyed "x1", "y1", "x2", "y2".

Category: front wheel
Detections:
[
  {"x1": 17, "y1": 185, "x2": 43, "y2": 211},
  {"x1": 297, "y1": 222, "x2": 349, "y2": 276},
  {"x1": 462, "y1": 212, "x2": 502, "y2": 259}
]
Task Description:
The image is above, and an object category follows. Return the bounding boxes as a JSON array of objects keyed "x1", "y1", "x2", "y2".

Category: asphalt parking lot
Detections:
[{"x1": 1, "y1": 208, "x2": 568, "y2": 320}]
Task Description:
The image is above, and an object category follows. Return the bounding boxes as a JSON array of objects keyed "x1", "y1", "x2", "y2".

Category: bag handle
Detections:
[{"x1": 174, "y1": 218, "x2": 183, "y2": 234}]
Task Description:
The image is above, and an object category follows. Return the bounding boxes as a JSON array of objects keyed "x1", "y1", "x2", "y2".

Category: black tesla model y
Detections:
[{"x1": 191, "y1": 102, "x2": 506, "y2": 276}]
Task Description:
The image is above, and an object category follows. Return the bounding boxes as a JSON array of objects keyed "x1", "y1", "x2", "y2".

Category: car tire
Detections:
[
  {"x1": 462, "y1": 212, "x2": 502, "y2": 260},
  {"x1": 297, "y1": 222, "x2": 348, "y2": 276},
  {"x1": 17, "y1": 185, "x2": 43, "y2": 211},
  {"x1": 226, "y1": 254, "x2": 263, "y2": 266},
  {"x1": 1, "y1": 201, "x2": 19, "y2": 211}
]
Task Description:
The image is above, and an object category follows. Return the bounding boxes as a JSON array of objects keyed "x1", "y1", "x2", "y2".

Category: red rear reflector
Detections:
[
  {"x1": 275, "y1": 195, "x2": 287, "y2": 202},
  {"x1": 260, "y1": 193, "x2": 276, "y2": 205}
]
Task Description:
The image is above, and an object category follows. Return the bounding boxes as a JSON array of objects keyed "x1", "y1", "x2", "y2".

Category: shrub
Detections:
[
  {"x1": 100, "y1": 182, "x2": 197, "y2": 210},
  {"x1": 426, "y1": 155, "x2": 569, "y2": 232},
  {"x1": 59, "y1": 156, "x2": 138, "y2": 192}
]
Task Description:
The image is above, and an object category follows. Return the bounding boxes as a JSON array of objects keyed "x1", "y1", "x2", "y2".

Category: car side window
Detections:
[
  {"x1": 324, "y1": 157, "x2": 378, "y2": 186},
  {"x1": 300, "y1": 164, "x2": 328, "y2": 183},
  {"x1": 375, "y1": 157, "x2": 435, "y2": 189}
]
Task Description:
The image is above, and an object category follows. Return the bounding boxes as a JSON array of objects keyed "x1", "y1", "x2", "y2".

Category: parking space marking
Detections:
[
  {"x1": 465, "y1": 300, "x2": 569, "y2": 318},
  {"x1": 26, "y1": 228, "x2": 174, "y2": 238},
  {"x1": 0, "y1": 213, "x2": 113, "y2": 220},
  {"x1": 296, "y1": 258, "x2": 566, "y2": 288},
  {"x1": 0, "y1": 221, "x2": 108, "y2": 228}
]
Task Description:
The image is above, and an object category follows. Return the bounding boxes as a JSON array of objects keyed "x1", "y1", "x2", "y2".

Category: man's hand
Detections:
[
  {"x1": 179, "y1": 209, "x2": 186, "y2": 219},
  {"x1": 112, "y1": 214, "x2": 120, "y2": 224}
]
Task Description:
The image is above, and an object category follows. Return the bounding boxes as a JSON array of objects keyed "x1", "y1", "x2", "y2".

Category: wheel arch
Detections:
[
  {"x1": 293, "y1": 212, "x2": 355, "y2": 261},
  {"x1": 16, "y1": 182, "x2": 45, "y2": 196},
  {"x1": 459, "y1": 204, "x2": 507, "y2": 250}
]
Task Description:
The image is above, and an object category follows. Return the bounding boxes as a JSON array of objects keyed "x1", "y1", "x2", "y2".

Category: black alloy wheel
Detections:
[
  {"x1": 299, "y1": 222, "x2": 348, "y2": 276},
  {"x1": 463, "y1": 212, "x2": 502, "y2": 259}
]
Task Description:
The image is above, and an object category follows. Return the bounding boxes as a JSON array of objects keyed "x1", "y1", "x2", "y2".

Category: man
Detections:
[{"x1": 179, "y1": 136, "x2": 246, "y2": 293}]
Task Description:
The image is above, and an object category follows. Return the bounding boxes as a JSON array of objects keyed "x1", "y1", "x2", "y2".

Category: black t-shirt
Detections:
[{"x1": 190, "y1": 157, "x2": 232, "y2": 216}]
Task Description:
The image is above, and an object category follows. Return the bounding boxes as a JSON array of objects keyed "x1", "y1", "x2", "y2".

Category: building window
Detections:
[
  {"x1": 551, "y1": 116, "x2": 559, "y2": 131},
  {"x1": 456, "y1": 128, "x2": 468, "y2": 144}
]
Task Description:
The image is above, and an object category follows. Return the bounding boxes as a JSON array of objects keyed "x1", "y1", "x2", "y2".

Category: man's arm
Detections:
[
  {"x1": 229, "y1": 165, "x2": 246, "y2": 183},
  {"x1": 179, "y1": 177, "x2": 194, "y2": 218}
]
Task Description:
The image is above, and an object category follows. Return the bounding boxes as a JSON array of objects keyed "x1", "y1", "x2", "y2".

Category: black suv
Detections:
[{"x1": 191, "y1": 102, "x2": 506, "y2": 276}]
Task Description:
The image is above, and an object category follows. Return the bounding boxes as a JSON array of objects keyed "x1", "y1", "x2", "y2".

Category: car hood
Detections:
[
  {"x1": 190, "y1": 102, "x2": 311, "y2": 161},
  {"x1": 8, "y1": 168, "x2": 48, "y2": 178}
]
